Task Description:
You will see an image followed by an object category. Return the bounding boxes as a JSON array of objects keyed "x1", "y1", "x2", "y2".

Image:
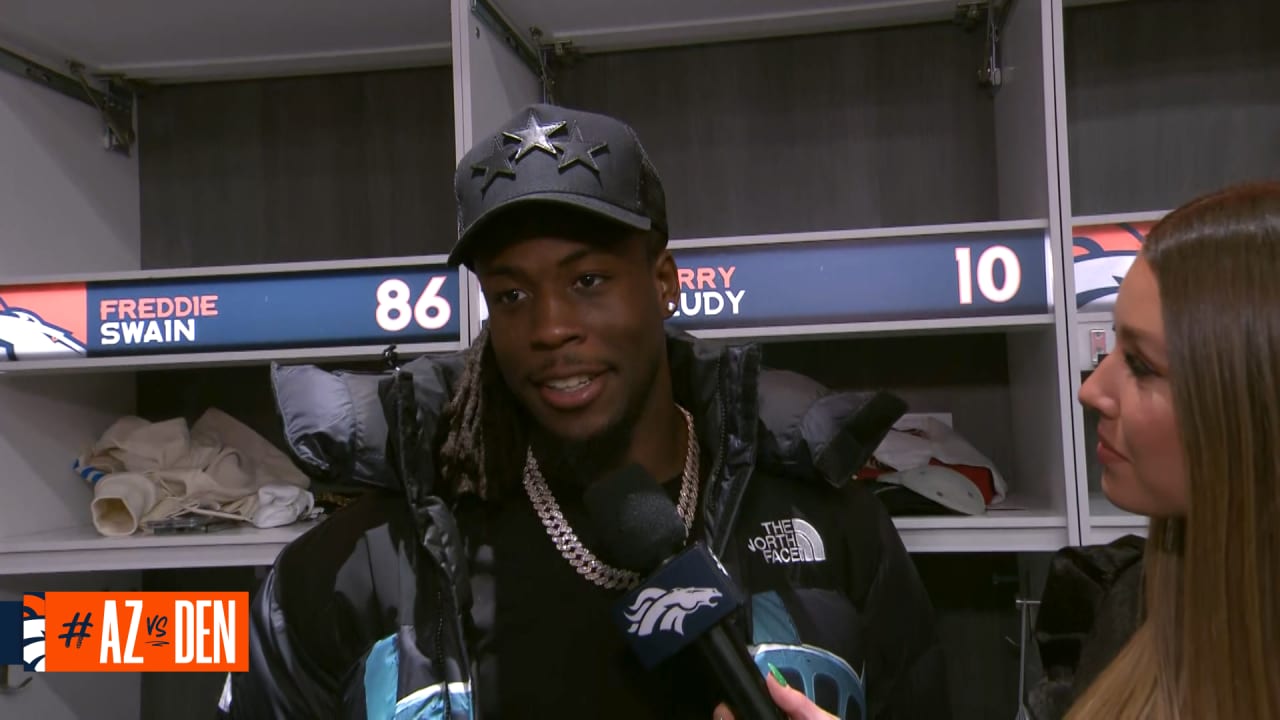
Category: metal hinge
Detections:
[
  {"x1": 0, "y1": 664, "x2": 33, "y2": 693},
  {"x1": 954, "y1": 0, "x2": 1012, "y2": 92},
  {"x1": 0, "y1": 45, "x2": 137, "y2": 156},
  {"x1": 471, "y1": 0, "x2": 559, "y2": 103}
]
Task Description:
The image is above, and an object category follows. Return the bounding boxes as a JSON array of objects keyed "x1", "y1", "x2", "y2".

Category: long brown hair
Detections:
[{"x1": 1067, "y1": 182, "x2": 1280, "y2": 719}]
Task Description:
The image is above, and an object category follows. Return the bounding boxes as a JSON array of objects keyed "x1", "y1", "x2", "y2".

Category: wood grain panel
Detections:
[
  {"x1": 138, "y1": 66, "x2": 458, "y2": 268},
  {"x1": 555, "y1": 22, "x2": 1000, "y2": 238}
]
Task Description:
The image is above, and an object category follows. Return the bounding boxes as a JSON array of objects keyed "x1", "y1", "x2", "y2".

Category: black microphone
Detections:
[{"x1": 584, "y1": 464, "x2": 785, "y2": 720}]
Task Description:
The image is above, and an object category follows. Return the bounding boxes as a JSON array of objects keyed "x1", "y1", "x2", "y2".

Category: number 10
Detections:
[{"x1": 955, "y1": 246, "x2": 1022, "y2": 305}]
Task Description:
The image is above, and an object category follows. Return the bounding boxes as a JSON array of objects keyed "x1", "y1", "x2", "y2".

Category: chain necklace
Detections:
[{"x1": 522, "y1": 405, "x2": 700, "y2": 590}]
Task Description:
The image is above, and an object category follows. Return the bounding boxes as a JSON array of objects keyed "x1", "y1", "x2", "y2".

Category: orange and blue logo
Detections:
[
  {"x1": 1072, "y1": 223, "x2": 1152, "y2": 310},
  {"x1": 0, "y1": 283, "x2": 89, "y2": 361},
  {"x1": 1, "y1": 591, "x2": 247, "y2": 672}
]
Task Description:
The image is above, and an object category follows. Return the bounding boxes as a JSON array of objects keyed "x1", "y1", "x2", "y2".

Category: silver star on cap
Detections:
[{"x1": 503, "y1": 111, "x2": 567, "y2": 161}]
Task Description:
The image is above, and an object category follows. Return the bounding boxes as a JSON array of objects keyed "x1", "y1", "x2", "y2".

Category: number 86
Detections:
[{"x1": 376, "y1": 276, "x2": 452, "y2": 331}]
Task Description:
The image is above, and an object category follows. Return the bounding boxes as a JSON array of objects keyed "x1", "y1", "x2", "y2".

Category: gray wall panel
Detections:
[
  {"x1": 555, "y1": 23, "x2": 1001, "y2": 238},
  {"x1": 138, "y1": 66, "x2": 458, "y2": 268},
  {"x1": 1065, "y1": 0, "x2": 1280, "y2": 215}
]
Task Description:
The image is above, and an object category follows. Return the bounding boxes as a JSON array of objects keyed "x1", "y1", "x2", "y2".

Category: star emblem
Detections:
[
  {"x1": 470, "y1": 137, "x2": 516, "y2": 190},
  {"x1": 554, "y1": 124, "x2": 608, "y2": 173},
  {"x1": 503, "y1": 111, "x2": 567, "y2": 161}
]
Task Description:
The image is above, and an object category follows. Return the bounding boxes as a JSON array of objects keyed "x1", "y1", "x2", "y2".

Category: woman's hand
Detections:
[{"x1": 712, "y1": 667, "x2": 839, "y2": 720}]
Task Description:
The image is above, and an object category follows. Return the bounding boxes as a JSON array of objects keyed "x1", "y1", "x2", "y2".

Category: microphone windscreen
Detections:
[{"x1": 584, "y1": 463, "x2": 688, "y2": 573}]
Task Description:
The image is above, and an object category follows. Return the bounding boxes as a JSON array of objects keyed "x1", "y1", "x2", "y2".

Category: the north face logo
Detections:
[
  {"x1": 747, "y1": 518, "x2": 827, "y2": 565},
  {"x1": 623, "y1": 587, "x2": 722, "y2": 637}
]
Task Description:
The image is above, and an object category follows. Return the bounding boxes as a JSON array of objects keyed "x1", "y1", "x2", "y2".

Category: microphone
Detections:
[{"x1": 584, "y1": 464, "x2": 785, "y2": 720}]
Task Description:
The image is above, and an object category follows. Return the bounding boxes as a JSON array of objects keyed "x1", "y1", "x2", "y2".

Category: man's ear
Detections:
[{"x1": 654, "y1": 249, "x2": 680, "y2": 317}]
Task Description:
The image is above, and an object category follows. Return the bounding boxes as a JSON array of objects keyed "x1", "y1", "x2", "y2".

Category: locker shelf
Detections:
[
  {"x1": 1071, "y1": 210, "x2": 1168, "y2": 227},
  {"x1": 1087, "y1": 490, "x2": 1143, "y2": 527},
  {"x1": 1083, "y1": 491, "x2": 1147, "y2": 546},
  {"x1": 894, "y1": 513, "x2": 1068, "y2": 554},
  {"x1": 891, "y1": 489, "x2": 1069, "y2": 553},
  {"x1": 0, "y1": 520, "x2": 320, "y2": 575},
  {"x1": 0, "y1": 342, "x2": 455, "y2": 376},
  {"x1": 0, "y1": 508, "x2": 1069, "y2": 574}
]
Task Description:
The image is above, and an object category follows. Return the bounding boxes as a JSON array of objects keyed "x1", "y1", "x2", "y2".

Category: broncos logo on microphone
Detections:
[
  {"x1": 623, "y1": 587, "x2": 722, "y2": 637},
  {"x1": 0, "y1": 297, "x2": 87, "y2": 361},
  {"x1": 1072, "y1": 222, "x2": 1152, "y2": 311}
]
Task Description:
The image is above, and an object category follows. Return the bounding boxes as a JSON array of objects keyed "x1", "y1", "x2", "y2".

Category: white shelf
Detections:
[
  {"x1": 893, "y1": 494, "x2": 1069, "y2": 553},
  {"x1": 1088, "y1": 491, "x2": 1145, "y2": 527},
  {"x1": 0, "y1": 512, "x2": 1071, "y2": 570},
  {"x1": 1071, "y1": 209, "x2": 1169, "y2": 227},
  {"x1": 0, "y1": 341, "x2": 460, "y2": 376},
  {"x1": 1075, "y1": 310, "x2": 1113, "y2": 325},
  {"x1": 1083, "y1": 491, "x2": 1147, "y2": 545},
  {"x1": 688, "y1": 314, "x2": 1056, "y2": 343},
  {"x1": 0, "y1": 520, "x2": 321, "y2": 575}
]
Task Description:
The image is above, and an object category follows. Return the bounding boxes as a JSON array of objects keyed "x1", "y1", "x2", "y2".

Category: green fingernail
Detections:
[{"x1": 767, "y1": 662, "x2": 788, "y2": 687}]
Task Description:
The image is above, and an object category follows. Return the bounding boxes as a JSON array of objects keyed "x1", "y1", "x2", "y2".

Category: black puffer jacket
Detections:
[
  {"x1": 217, "y1": 329, "x2": 950, "y2": 719},
  {"x1": 1026, "y1": 535, "x2": 1145, "y2": 719}
]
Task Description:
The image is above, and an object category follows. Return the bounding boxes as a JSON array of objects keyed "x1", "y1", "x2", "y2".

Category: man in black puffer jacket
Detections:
[{"x1": 218, "y1": 103, "x2": 949, "y2": 720}]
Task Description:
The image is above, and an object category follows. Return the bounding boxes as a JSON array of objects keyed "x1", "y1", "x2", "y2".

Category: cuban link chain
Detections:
[{"x1": 522, "y1": 405, "x2": 700, "y2": 590}]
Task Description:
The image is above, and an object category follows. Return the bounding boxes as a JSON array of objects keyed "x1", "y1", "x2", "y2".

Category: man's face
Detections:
[{"x1": 474, "y1": 225, "x2": 679, "y2": 468}]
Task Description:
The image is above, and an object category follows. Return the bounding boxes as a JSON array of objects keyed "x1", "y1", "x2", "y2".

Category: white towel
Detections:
[{"x1": 78, "y1": 408, "x2": 310, "y2": 536}]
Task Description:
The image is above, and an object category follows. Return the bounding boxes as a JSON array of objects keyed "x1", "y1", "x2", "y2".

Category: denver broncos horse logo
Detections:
[
  {"x1": 23, "y1": 592, "x2": 45, "y2": 672},
  {"x1": 623, "y1": 587, "x2": 721, "y2": 637},
  {"x1": 1072, "y1": 222, "x2": 1152, "y2": 311},
  {"x1": 0, "y1": 297, "x2": 87, "y2": 361}
]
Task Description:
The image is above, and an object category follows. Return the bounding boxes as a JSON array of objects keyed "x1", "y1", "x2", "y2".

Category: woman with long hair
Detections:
[{"x1": 1068, "y1": 181, "x2": 1280, "y2": 718}]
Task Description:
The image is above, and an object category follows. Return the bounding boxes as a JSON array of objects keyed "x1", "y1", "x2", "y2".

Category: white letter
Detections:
[
  {"x1": 175, "y1": 318, "x2": 195, "y2": 343},
  {"x1": 100, "y1": 602, "x2": 121, "y2": 664},
  {"x1": 703, "y1": 293, "x2": 724, "y2": 316},
  {"x1": 123, "y1": 599, "x2": 143, "y2": 664},
  {"x1": 724, "y1": 290, "x2": 745, "y2": 315},
  {"x1": 215, "y1": 601, "x2": 235, "y2": 665},
  {"x1": 175, "y1": 600, "x2": 194, "y2": 664},
  {"x1": 197, "y1": 600, "x2": 213, "y2": 664},
  {"x1": 122, "y1": 321, "x2": 145, "y2": 344},
  {"x1": 955, "y1": 247, "x2": 974, "y2": 305},
  {"x1": 100, "y1": 322, "x2": 119, "y2": 345}
]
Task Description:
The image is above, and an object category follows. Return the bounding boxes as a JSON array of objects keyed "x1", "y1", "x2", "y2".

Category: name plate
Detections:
[
  {"x1": 666, "y1": 227, "x2": 1050, "y2": 330},
  {"x1": 0, "y1": 261, "x2": 462, "y2": 362}
]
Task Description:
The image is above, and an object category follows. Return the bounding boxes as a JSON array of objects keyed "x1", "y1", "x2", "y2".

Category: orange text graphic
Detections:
[
  {"x1": 673, "y1": 265, "x2": 744, "y2": 318},
  {"x1": 98, "y1": 295, "x2": 219, "y2": 321},
  {"x1": 39, "y1": 592, "x2": 247, "y2": 672}
]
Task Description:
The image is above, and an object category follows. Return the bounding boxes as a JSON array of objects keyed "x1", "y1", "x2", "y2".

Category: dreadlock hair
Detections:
[{"x1": 435, "y1": 322, "x2": 527, "y2": 502}]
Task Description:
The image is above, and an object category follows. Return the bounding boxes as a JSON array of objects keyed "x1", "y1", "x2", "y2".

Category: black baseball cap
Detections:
[{"x1": 448, "y1": 103, "x2": 668, "y2": 268}]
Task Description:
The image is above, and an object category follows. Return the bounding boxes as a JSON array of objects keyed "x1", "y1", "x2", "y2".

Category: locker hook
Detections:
[{"x1": 0, "y1": 664, "x2": 32, "y2": 693}]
